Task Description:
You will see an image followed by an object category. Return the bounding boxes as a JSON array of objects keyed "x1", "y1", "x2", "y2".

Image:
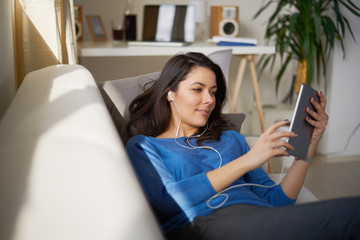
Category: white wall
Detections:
[
  {"x1": 0, "y1": 0, "x2": 16, "y2": 120},
  {"x1": 317, "y1": 4, "x2": 360, "y2": 160}
]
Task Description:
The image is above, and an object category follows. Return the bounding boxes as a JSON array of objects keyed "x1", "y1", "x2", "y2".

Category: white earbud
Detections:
[
  {"x1": 168, "y1": 91, "x2": 179, "y2": 135},
  {"x1": 168, "y1": 91, "x2": 174, "y2": 101}
]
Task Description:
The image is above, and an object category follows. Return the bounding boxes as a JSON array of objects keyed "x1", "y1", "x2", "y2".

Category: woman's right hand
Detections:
[
  {"x1": 207, "y1": 120, "x2": 297, "y2": 193},
  {"x1": 244, "y1": 120, "x2": 297, "y2": 170}
]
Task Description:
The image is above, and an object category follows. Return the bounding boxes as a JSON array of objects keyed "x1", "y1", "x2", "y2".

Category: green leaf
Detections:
[
  {"x1": 339, "y1": 0, "x2": 360, "y2": 17},
  {"x1": 253, "y1": 1, "x2": 275, "y2": 19},
  {"x1": 269, "y1": 1, "x2": 288, "y2": 24},
  {"x1": 287, "y1": 13, "x2": 299, "y2": 47},
  {"x1": 314, "y1": 2, "x2": 322, "y2": 41},
  {"x1": 276, "y1": 54, "x2": 293, "y2": 93},
  {"x1": 333, "y1": 0, "x2": 346, "y2": 36},
  {"x1": 341, "y1": 15, "x2": 357, "y2": 42}
]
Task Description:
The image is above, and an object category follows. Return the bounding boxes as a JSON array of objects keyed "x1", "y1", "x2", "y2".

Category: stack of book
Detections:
[{"x1": 210, "y1": 36, "x2": 257, "y2": 46}]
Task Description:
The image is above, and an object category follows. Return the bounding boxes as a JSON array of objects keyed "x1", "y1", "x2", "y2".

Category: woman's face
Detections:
[{"x1": 169, "y1": 67, "x2": 217, "y2": 136}]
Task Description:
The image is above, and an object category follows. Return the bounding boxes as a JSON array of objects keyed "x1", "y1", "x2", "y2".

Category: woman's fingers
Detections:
[
  {"x1": 273, "y1": 140, "x2": 295, "y2": 151},
  {"x1": 260, "y1": 121, "x2": 297, "y2": 149},
  {"x1": 273, "y1": 148, "x2": 291, "y2": 157},
  {"x1": 250, "y1": 119, "x2": 300, "y2": 163},
  {"x1": 318, "y1": 91, "x2": 327, "y2": 109},
  {"x1": 264, "y1": 120, "x2": 290, "y2": 134},
  {"x1": 305, "y1": 93, "x2": 328, "y2": 131},
  {"x1": 307, "y1": 99, "x2": 326, "y2": 120},
  {"x1": 271, "y1": 130, "x2": 298, "y2": 141}
]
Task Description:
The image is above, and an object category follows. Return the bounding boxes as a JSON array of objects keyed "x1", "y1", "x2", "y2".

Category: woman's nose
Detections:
[{"x1": 203, "y1": 92, "x2": 215, "y2": 104}]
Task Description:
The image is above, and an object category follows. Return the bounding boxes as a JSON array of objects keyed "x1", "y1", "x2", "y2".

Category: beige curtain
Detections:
[{"x1": 14, "y1": 0, "x2": 77, "y2": 88}]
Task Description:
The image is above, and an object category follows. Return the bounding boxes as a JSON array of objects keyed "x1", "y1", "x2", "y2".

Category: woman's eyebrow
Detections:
[{"x1": 190, "y1": 82, "x2": 217, "y2": 89}]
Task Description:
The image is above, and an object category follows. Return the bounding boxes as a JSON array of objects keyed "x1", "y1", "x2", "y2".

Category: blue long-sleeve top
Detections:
[{"x1": 126, "y1": 130, "x2": 295, "y2": 234}]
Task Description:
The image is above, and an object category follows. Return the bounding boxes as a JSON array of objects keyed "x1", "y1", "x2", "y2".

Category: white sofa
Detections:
[
  {"x1": 0, "y1": 64, "x2": 317, "y2": 240},
  {"x1": 0, "y1": 65, "x2": 164, "y2": 240}
]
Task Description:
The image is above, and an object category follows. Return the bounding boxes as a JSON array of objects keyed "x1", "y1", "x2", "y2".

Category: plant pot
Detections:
[{"x1": 295, "y1": 59, "x2": 307, "y2": 94}]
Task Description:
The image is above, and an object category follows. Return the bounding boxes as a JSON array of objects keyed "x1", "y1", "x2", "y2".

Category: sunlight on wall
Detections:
[
  {"x1": 15, "y1": 0, "x2": 77, "y2": 87},
  {"x1": 20, "y1": 0, "x2": 63, "y2": 67}
]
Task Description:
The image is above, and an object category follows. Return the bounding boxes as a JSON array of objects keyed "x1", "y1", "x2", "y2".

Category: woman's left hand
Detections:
[
  {"x1": 281, "y1": 91, "x2": 328, "y2": 198},
  {"x1": 306, "y1": 91, "x2": 328, "y2": 153}
]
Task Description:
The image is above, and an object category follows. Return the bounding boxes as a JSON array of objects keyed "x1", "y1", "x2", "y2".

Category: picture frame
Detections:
[{"x1": 86, "y1": 15, "x2": 107, "y2": 41}]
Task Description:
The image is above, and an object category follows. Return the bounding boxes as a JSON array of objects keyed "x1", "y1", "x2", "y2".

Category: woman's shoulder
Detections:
[
  {"x1": 221, "y1": 130, "x2": 249, "y2": 153},
  {"x1": 222, "y1": 130, "x2": 246, "y2": 141},
  {"x1": 127, "y1": 134, "x2": 152, "y2": 145},
  {"x1": 126, "y1": 134, "x2": 174, "y2": 147}
]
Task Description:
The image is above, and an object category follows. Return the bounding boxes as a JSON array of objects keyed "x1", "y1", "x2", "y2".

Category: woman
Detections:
[{"x1": 126, "y1": 52, "x2": 359, "y2": 239}]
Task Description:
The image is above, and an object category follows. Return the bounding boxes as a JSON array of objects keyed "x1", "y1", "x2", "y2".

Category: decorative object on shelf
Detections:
[
  {"x1": 86, "y1": 15, "x2": 107, "y2": 41},
  {"x1": 190, "y1": 0, "x2": 207, "y2": 41},
  {"x1": 141, "y1": 4, "x2": 195, "y2": 43},
  {"x1": 125, "y1": 0, "x2": 137, "y2": 40},
  {"x1": 74, "y1": 5, "x2": 83, "y2": 41},
  {"x1": 210, "y1": 6, "x2": 239, "y2": 38},
  {"x1": 111, "y1": 19, "x2": 125, "y2": 45},
  {"x1": 254, "y1": 0, "x2": 360, "y2": 94},
  {"x1": 190, "y1": 0, "x2": 206, "y2": 23}
]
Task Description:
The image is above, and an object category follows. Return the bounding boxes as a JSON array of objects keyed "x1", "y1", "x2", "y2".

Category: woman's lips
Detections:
[{"x1": 197, "y1": 109, "x2": 210, "y2": 116}]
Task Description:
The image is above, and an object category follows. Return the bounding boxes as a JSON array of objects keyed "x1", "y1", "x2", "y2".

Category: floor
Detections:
[
  {"x1": 304, "y1": 157, "x2": 360, "y2": 200},
  {"x1": 268, "y1": 155, "x2": 360, "y2": 200}
]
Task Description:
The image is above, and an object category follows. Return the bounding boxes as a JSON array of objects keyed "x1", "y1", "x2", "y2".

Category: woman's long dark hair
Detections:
[{"x1": 127, "y1": 52, "x2": 234, "y2": 143}]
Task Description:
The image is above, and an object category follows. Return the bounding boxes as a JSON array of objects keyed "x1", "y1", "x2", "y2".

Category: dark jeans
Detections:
[{"x1": 175, "y1": 197, "x2": 360, "y2": 240}]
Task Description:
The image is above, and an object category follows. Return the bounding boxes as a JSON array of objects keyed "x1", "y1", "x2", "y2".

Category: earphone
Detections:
[
  {"x1": 168, "y1": 91, "x2": 180, "y2": 136},
  {"x1": 168, "y1": 90, "x2": 285, "y2": 209},
  {"x1": 168, "y1": 91, "x2": 174, "y2": 101}
]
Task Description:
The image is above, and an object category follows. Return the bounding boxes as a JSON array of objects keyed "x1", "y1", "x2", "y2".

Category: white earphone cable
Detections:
[{"x1": 168, "y1": 91, "x2": 285, "y2": 210}]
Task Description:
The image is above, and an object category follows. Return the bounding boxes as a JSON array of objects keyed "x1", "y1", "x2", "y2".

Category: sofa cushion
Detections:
[
  {"x1": 224, "y1": 113, "x2": 245, "y2": 133},
  {"x1": 100, "y1": 72, "x2": 161, "y2": 120},
  {"x1": 98, "y1": 72, "x2": 245, "y2": 144},
  {"x1": 99, "y1": 72, "x2": 160, "y2": 143}
]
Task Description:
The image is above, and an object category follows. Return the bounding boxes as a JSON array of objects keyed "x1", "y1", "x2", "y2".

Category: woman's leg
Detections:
[{"x1": 193, "y1": 197, "x2": 360, "y2": 240}]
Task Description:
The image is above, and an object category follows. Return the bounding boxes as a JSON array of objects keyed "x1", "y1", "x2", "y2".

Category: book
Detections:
[
  {"x1": 127, "y1": 41, "x2": 191, "y2": 47},
  {"x1": 210, "y1": 36, "x2": 257, "y2": 46},
  {"x1": 217, "y1": 42, "x2": 255, "y2": 46}
]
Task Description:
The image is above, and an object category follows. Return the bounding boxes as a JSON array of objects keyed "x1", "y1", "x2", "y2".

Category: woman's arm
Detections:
[
  {"x1": 126, "y1": 137, "x2": 218, "y2": 213},
  {"x1": 207, "y1": 91, "x2": 328, "y2": 196},
  {"x1": 207, "y1": 120, "x2": 297, "y2": 192},
  {"x1": 281, "y1": 91, "x2": 328, "y2": 199}
]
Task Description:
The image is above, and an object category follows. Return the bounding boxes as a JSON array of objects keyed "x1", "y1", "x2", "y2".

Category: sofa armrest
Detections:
[{"x1": 0, "y1": 65, "x2": 163, "y2": 240}]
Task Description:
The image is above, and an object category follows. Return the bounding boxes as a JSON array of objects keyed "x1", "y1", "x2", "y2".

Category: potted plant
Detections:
[{"x1": 254, "y1": 0, "x2": 360, "y2": 94}]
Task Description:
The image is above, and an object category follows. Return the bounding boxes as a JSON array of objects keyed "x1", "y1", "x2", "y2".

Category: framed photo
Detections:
[{"x1": 86, "y1": 15, "x2": 107, "y2": 41}]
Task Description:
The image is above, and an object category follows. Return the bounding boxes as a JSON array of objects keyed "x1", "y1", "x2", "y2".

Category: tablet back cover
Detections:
[{"x1": 287, "y1": 84, "x2": 319, "y2": 159}]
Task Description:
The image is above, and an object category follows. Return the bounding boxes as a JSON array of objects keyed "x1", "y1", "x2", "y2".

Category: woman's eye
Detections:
[
  {"x1": 192, "y1": 88, "x2": 202, "y2": 92},
  {"x1": 211, "y1": 91, "x2": 217, "y2": 95}
]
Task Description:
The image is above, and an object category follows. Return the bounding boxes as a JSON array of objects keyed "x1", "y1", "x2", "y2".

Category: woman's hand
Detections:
[
  {"x1": 281, "y1": 92, "x2": 328, "y2": 199},
  {"x1": 206, "y1": 120, "x2": 296, "y2": 192},
  {"x1": 245, "y1": 120, "x2": 297, "y2": 170},
  {"x1": 305, "y1": 91, "x2": 328, "y2": 158}
]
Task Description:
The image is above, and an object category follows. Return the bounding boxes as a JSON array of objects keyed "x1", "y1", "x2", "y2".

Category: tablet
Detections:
[{"x1": 286, "y1": 84, "x2": 320, "y2": 159}]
